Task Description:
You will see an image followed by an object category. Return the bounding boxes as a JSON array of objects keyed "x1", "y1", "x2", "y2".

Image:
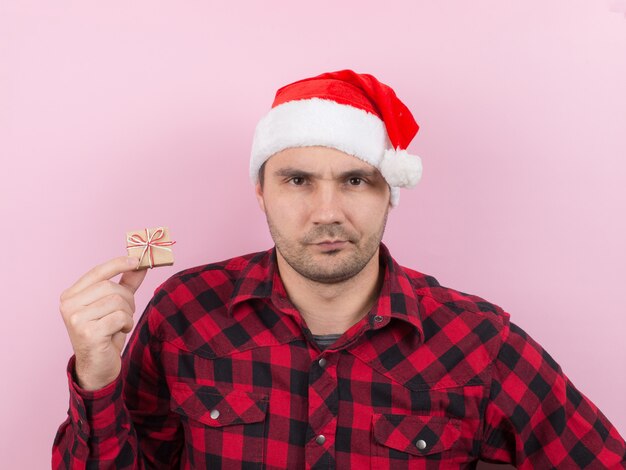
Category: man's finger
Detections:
[
  {"x1": 118, "y1": 266, "x2": 148, "y2": 294},
  {"x1": 60, "y1": 280, "x2": 136, "y2": 315},
  {"x1": 63, "y1": 256, "x2": 141, "y2": 299}
]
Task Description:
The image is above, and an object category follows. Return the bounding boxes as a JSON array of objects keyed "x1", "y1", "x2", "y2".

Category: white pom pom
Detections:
[{"x1": 379, "y1": 147, "x2": 423, "y2": 188}]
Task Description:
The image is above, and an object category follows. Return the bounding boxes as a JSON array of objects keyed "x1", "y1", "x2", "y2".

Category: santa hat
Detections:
[{"x1": 250, "y1": 69, "x2": 423, "y2": 206}]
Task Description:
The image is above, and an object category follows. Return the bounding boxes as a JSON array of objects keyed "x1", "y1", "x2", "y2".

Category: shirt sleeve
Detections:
[
  {"x1": 52, "y1": 294, "x2": 183, "y2": 469},
  {"x1": 479, "y1": 320, "x2": 626, "y2": 468}
]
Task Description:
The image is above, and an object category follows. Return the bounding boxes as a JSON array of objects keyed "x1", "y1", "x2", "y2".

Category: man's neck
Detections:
[{"x1": 275, "y1": 248, "x2": 384, "y2": 336}]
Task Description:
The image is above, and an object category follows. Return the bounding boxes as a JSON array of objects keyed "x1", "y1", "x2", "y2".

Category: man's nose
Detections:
[{"x1": 310, "y1": 183, "x2": 346, "y2": 225}]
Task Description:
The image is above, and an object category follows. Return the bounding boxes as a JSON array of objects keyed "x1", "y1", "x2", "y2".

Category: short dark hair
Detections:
[{"x1": 258, "y1": 161, "x2": 267, "y2": 188}]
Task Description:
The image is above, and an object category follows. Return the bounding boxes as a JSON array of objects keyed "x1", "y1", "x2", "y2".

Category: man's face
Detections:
[{"x1": 255, "y1": 146, "x2": 391, "y2": 284}]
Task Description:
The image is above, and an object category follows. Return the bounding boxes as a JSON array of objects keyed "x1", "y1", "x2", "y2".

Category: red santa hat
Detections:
[{"x1": 250, "y1": 69, "x2": 423, "y2": 206}]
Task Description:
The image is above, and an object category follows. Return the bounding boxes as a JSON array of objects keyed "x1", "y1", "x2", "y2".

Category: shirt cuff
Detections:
[{"x1": 66, "y1": 355, "x2": 126, "y2": 438}]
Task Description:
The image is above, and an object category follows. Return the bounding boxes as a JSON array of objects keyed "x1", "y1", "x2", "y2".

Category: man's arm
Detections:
[
  {"x1": 480, "y1": 321, "x2": 626, "y2": 468},
  {"x1": 52, "y1": 296, "x2": 183, "y2": 469}
]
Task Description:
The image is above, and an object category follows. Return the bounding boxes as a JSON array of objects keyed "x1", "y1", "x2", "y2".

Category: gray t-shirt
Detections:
[{"x1": 312, "y1": 333, "x2": 342, "y2": 350}]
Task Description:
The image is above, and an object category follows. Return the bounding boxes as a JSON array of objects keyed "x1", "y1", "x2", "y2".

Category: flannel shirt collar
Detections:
[{"x1": 227, "y1": 243, "x2": 424, "y2": 343}]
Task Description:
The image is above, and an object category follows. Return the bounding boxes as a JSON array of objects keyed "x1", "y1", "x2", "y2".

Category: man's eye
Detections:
[
  {"x1": 289, "y1": 177, "x2": 306, "y2": 185},
  {"x1": 348, "y1": 177, "x2": 364, "y2": 186}
]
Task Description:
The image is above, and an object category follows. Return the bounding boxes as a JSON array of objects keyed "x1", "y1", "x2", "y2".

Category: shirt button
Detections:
[
  {"x1": 373, "y1": 315, "x2": 383, "y2": 323},
  {"x1": 315, "y1": 434, "x2": 326, "y2": 445},
  {"x1": 415, "y1": 439, "x2": 427, "y2": 450},
  {"x1": 318, "y1": 357, "x2": 327, "y2": 368},
  {"x1": 210, "y1": 409, "x2": 220, "y2": 420}
]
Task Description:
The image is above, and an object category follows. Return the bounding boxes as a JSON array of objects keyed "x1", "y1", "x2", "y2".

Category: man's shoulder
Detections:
[
  {"x1": 142, "y1": 249, "x2": 272, "y2": 350},
  {"x1": 150, "y1": 248, "x2": 271, "y2": 306},
  {"x1": 398, "y1": 263, "x2": 511, "y2": 328}
]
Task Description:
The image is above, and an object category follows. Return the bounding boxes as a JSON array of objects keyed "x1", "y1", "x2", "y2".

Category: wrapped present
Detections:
[{"x1": 126, "y1": 226, "x2": 176, "y2": 270}]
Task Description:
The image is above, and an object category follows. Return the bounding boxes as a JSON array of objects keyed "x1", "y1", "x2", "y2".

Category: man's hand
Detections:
[{"x1": 59, "y1": 256, "x2": 147, "y2": 391}]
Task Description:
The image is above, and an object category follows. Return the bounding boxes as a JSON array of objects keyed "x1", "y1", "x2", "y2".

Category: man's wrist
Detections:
[{"x1": 68, "y1": 355, "x2": 121, "y2": 399}]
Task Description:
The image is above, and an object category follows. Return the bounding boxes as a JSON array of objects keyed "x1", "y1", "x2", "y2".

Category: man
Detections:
[{"x1": 53, "y1": 70, "x2": 626, "y2": 468}]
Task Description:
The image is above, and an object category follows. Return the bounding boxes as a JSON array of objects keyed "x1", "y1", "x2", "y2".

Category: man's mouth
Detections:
[{"x1": 315, "y1": 240, "x2": 349, "y2": 250}]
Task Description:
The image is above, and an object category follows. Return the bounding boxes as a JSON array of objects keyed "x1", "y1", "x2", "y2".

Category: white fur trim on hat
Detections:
[
  {"x1": 250, "y1": 97, "x2": 390, "y2": 182},
  {"x1": 390, "y1": 187, "x2": 401, "y2": 206}
]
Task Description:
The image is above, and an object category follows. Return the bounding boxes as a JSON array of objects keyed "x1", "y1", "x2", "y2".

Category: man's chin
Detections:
[
  {"x1": 299, "y1": 268, "x2": 357, "y2": 284},
  {"x1": 297, "y1": 252, "x2": 364, "y2": 283}
]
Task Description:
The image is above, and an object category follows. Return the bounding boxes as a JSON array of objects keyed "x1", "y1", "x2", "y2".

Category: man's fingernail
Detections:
[{"x1": 127, "y1": 257, "x2": 139, "y2": 266}]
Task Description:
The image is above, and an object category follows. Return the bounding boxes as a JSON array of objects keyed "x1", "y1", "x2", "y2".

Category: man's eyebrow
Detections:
[
  {"x1": 273, "y1": 167, "x2": 317, "y2": 178},
  {"x1": 273, "y1": 167, "x2": 379, "y2": 179},
  {"x1": 336, "y1": 168, "x2": 378, "y2": 179}
]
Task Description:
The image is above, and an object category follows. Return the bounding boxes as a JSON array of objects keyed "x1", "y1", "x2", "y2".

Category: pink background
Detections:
[{"x1": 1, "y1": 1, "x2": 625, "y2": 467}]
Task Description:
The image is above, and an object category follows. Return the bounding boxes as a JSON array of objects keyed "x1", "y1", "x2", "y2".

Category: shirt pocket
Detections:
[
  {"x1": 371, "y1": 413, "x2": 461, "y2": 468},
  {"x1": 171, "y1": 381, "x2": 269, "y2": 467}
]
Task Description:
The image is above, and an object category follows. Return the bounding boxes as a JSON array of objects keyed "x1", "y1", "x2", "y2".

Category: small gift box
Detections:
[{"x1": 126, "y1": 226, "x2": 176, "y2": 270}]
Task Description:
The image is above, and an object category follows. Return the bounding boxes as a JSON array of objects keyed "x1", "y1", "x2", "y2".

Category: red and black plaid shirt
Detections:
[{"x1": 53, "y1": 244, "x2": 626, "y2": 469}]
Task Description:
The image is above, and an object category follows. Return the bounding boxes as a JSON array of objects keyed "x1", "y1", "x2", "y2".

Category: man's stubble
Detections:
[{"x1": 265, "y1": 210, "x2": 389, "y2": 285}]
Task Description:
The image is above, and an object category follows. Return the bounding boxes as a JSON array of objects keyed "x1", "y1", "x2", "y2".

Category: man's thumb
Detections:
[{"x1": 119, "y1": 267, "x2": 148, "y2": 294}]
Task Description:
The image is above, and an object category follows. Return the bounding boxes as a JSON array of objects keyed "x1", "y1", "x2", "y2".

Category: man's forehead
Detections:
[{"x1": 267, "y1": 146, "x2": 380, "y2": 174}]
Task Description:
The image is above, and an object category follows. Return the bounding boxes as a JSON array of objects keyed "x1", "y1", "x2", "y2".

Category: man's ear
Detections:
[{"x1": 254, "y1": 182, "x2": 266, "y2": 213}]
